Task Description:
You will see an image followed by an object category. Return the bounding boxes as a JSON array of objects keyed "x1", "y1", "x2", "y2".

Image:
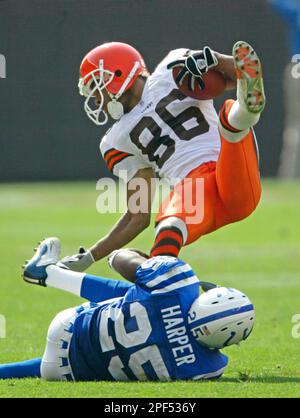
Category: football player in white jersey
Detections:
[
  {"x1": 61, "y1": 41, "x2": 265, "y2": 272},
  {"x1": 0, "y1": 238, "x2": 254, "y2": 381}
]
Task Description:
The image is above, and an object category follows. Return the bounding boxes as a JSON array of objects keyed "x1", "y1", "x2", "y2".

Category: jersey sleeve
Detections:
[
  {"x1": 135, "y1": 256, "x2": 200, "y2": 298},
  {"x1": 100, "y1": 140, "x2": 151, "y2": 182},
  {"x1": 156, "y1": 48, "x2": 189, "y2": 71}
]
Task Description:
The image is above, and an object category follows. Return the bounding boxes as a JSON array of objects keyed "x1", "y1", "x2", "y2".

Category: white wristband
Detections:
[{"x1": 107, "y1": 250, "x2": 123, "y2": 271}]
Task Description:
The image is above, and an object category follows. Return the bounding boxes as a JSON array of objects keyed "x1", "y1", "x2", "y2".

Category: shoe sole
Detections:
[
  {"x1": 233, "y1": 41, "x2": 266, "y2": 114},
  {"x1": 22, "y1": 237, "x2": 61, "y2": 285}
]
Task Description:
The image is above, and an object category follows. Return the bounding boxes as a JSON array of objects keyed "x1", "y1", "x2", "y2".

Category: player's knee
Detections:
[
  {"x1": 231, "y1": 205, "x2": 254, "y2": 223},
  {"x1": 230, "y1": 188, "x2": 261, "y2": 222},
  {"x1": 40, "y1": 361, "x2": 59, "y2": 381},
  {"x1": 46, "y1": 308, "x2": 76, "y2": 342}
]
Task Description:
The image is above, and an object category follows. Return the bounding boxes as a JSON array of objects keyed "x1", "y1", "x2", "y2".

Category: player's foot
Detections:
[
  {"x1": 22, "y1": 237, "x2": 61, "y2": 287},
  {"x1": 233, "y1": 41, "x2": 266, "y2": 114}
]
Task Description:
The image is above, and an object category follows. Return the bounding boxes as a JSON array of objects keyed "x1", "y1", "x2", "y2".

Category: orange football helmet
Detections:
[{"x1": 78, "y1": 42, "x2": 148, "y2": 125}]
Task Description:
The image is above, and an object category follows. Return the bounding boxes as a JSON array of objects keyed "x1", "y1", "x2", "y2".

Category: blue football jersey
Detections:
[{"x1": 69, "y1": 257, "x2": 228, "y2": 381}]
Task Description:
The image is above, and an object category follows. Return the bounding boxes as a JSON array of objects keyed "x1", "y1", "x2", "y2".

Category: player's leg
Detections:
[
  {"x1": 150, "y1": 217, "x2": 187, "y2": 257},
  {"x1": 151, "y1": 162, "x2": 218, "y2": 255},
  {"x1": 216, "y1": 105, "x2": 262, "y2": 223},
  {"x1": 216, "y1": 41, "x2": 265, "y2": 223},
  {"x1": 40, "y1": 307, "x2": 77, "y2": 381},
  {"x1": 0, "y1": 306, "x2": 86, "y2": 381},
  {"x1": 0, "y1": 308, "x2": 79, "y2": 381},
  {"x1": 23, "y1": 238, "x2": 133, "y2": 303},
  {"x1": 45, "y1": 265, "x2": 133, "y2": 303},
  {"x1": 0, "y1": 358, "x2": 41, "y2": 379}
]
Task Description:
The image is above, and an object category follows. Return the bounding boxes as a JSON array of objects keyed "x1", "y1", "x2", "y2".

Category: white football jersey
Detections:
[{"x1": 100, "y1": 49, "x2": 221, "y2": 185}]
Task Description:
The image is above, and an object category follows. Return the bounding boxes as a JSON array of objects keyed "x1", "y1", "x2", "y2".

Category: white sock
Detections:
[
  {"x1": 228, "y1": 99, "x2": 261, "y2": 131},
  {"x1": 45, "y1": 265, "x2": 85, "y2": 297},
  {"x1": 219, "y1": 122, "x2": 249, "y2": 143},
  {"x1": 219, "y1": 98, "x2": 261, "y2": 143}
]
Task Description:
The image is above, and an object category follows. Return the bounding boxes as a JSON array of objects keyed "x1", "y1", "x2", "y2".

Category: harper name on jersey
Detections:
[
  {"x1": 161, "y1": 304, "x2": 195, "y2": 367},
  {"x1": 68, "y1": 257, "x2": 228, "y2": 381},
  {"x1": 100, "y1": 49, "x2": 221, "y2": 185}
]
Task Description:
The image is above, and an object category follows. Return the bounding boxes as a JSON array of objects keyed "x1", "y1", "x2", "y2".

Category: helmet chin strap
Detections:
[
  {"x1": 106, "y1": 61, "x2": 140, "y2": 121},
  {"x1": 107, "y1": 100, "x2": 124, "y2": 120}
]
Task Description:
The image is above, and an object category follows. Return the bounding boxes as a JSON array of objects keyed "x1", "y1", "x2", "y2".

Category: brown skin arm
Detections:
[
  {"x1": 108, "y1": 249, "x2": 219, "y2": 289},
  {"x1": 214, "y1": 52, "x2": 237, "y2": 90},
  {"x1": 108, "y1": 249, "x2": 148, "y2": 283},
  {"x1": 90, "y1": 167, "x2": 155, "y2": 262}
]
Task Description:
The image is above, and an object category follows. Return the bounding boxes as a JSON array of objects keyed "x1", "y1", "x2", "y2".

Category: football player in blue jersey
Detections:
[{"x1": 0, "y1": 238, "x2": 254, "y2": 381}]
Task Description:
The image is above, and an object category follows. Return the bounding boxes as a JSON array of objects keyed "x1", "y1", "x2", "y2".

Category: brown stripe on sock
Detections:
[{"x1": 220, "y1": 103, "x2": 242, "y2": 133}]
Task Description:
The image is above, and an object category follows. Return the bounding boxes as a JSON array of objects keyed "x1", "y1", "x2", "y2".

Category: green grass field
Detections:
[{"x1": 0, "y1": 181, "x2": 299, "y2": 398}]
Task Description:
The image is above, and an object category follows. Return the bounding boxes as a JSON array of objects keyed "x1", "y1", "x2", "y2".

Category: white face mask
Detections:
[
  {"x1": 78, "y1": 60, "x2": 140, "y2": 126},
  {"x1": 78, "y1": 67, "x2": 113, "y2": 125}
]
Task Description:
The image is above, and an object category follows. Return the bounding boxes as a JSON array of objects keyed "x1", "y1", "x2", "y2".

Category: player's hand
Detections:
[
  {"x1": 167, "y1": 47, "x2": 218, "y2": 91},
  {"x1": 60, "y1": 247, "x2": 95, "y2": 272}
]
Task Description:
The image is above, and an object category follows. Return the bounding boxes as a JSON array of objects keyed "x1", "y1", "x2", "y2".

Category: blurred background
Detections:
[{"x1": 0, "y1": 0, "x2": 299, "y2": 182}]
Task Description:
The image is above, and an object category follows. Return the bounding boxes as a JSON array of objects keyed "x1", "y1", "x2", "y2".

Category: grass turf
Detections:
[{"x1": 0, "y1": 180, "x2": 299, "y2": 398}]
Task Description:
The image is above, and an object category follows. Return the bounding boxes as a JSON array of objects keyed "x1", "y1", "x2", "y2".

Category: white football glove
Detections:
[{"x1": 60, "y1": 247, "x2": 95, "y2": 272}]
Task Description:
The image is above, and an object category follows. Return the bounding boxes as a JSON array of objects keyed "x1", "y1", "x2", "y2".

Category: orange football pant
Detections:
[{"x1": 151, "y1": 128, "x2": 261, "y2": 256}]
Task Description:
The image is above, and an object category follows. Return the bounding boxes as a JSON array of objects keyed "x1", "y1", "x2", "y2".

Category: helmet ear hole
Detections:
[{"x1": 115, "y1": 70, "x2": 122, "y2": 77}]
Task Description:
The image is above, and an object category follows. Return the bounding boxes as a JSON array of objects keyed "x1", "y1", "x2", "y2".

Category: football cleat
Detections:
[
  {"x1": 22, "y1": 237, "x2": 61, "y2": 287},
  {"x1": 233, "y1": 41, "x2": 266, "y2": 114}
]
